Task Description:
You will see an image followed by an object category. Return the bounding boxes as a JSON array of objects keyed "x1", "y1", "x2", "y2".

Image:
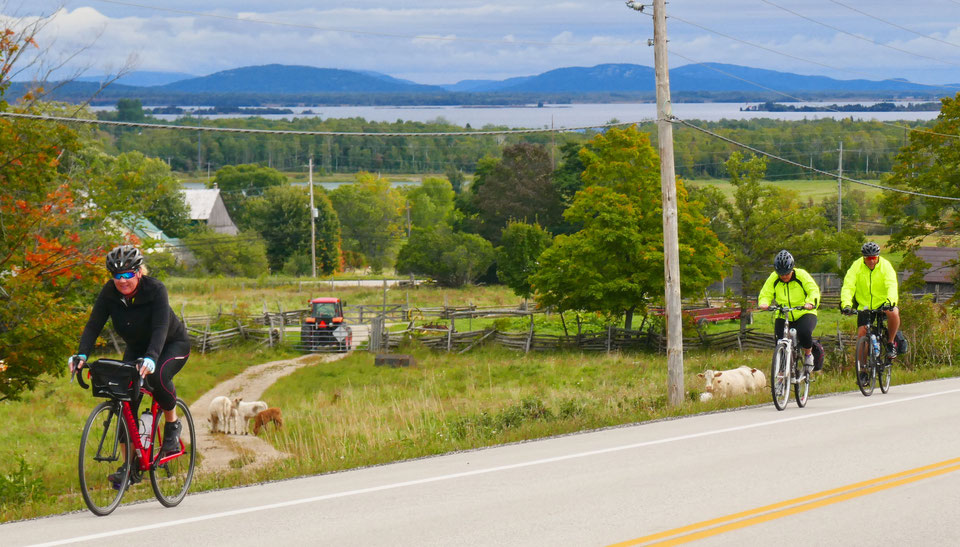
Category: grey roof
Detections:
[{"x1": 914, "y1": 247, "x2": 959, "y2": 284}]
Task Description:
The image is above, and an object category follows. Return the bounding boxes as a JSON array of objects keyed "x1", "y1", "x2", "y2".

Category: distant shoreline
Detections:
[{"x1": 742, "y1": 101, "x2": 941, "y2": 112}]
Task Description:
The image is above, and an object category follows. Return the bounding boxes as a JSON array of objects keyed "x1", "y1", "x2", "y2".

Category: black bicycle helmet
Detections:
[
  {"x1": 861, "y1": 241, "x2": 880, "y2": 257},
  {"x1": 105, "y1": 245, "x2": 143, "y2": 273},
  {"x1": 773, "y1": 249, "x2": 794, "y2": 275}
]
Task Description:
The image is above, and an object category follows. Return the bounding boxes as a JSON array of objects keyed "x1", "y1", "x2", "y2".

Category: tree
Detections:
[
  {"x1": 549, "y1": 141, "x2": 587, "y2": 236},
  {"x1": 472, "y1": 143, "x2": 562, "y2": 244},
  {"x1": 532, "y1": 126, "x2": 728, "y2": 329},
  {"x1": 444, "y1": 165, "x2": 465, "y2": 194},
  {"x1": 395, "y1": 225, "x2": 495, "y2": 288},
  {"x1": 496, "y1": 221, "x2": 552, "y2": 300},
  {"x1": 211, "y1": 164, "x2": 287, "y2": 229},
  {"x1": 714, "y1": 152, "x2": 843, "y2": 330},
  {"x1": 116, "y1": 98, "x2": 145, "y2": 122},
  {"x1": 245, "y1": 185, "x2": 340, "y2": 274},
  {"x1": 183, "y1": 229, "x2": 269, "y2": 277},
  {"x1": 68, "y1": 150, "x2": 189, "y2": 239},
  {"x1": 879, "y1": 93, "x2": 960, "y2": 289},
  {"x1": 0, "y1": 37, "x2": 106, "y2": 400},
  {"x1": 406, "y1": 177, "x2": 454, "y2": 229},
  {"x1": 328, "y1": 172, "x2": 403, "y2": 273}
]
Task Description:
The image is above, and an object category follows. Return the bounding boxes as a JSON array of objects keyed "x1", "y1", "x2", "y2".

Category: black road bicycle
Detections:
[{"x1": 843, "y1": 306, "x2": 894, "y2": 396}]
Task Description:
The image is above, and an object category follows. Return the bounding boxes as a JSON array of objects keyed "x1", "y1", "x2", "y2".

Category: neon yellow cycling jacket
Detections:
[
  {"x1": 840, "y1": 256, "x2": 898, "y2": 309},
  {"x1": 758, "y1": 267, "x2": 821, "y2": 321}
]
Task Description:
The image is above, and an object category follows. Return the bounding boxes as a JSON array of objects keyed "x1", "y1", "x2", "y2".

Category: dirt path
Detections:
[{"x1": 189, "y1": 352, "x2": 346, "y2": 475}]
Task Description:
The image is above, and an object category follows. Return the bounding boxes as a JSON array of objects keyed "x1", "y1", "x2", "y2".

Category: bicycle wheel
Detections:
[
  {"x1": 879, "y1": 354, "x2": 892, "y2": 394},
  {"x1": 794, "y1": 356, "x2": 809, "y2": 408},
  {"x1": 855, "y1": 336, "x2": 875, "y2": 396},
  {"x1": 771, "y1": 343, "x2": 790, "y2": 411},
  {"x1": 150, "y1": 398, "x2": 196, "y2": 507},
  {"x1": 79, "y1": 400, "x2": 132, "y2": 516}
]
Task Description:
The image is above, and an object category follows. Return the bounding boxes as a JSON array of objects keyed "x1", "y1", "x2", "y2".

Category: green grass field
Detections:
[
  {"x1": 686, "y1": 178, "x2": 886, "y2": 202},
  {"x1": 4, "y1": 338, "x2": 955, "y2": 522}
]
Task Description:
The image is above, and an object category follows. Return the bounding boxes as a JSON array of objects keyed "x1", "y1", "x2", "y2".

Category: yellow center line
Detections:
[{"x1": 610, "y1": 456, "x2": 960, "y2": 547}]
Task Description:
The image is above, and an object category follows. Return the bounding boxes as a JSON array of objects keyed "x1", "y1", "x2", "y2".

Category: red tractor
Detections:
[{"x1": 301, "y1": 297, "x2": 352, "y2": 352}]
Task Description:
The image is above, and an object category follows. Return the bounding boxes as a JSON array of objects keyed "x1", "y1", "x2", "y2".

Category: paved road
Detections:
[{"x1": 7, "y1": 376, "x2": 960, "y2": 546}]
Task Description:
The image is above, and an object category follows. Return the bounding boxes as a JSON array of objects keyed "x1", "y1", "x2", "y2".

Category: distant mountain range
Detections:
[{"x1": 13, "y1": 63, "x2": 952, "y2": 105}]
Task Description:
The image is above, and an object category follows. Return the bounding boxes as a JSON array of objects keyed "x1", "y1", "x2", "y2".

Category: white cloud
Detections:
[{"x1": 7, "y1": 1, "x2": 959, "y2": 86}]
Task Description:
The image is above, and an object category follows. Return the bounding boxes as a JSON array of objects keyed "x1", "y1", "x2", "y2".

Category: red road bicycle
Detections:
[{"x1": 72, "y1": 358, "x2": 196, "y2": 516}]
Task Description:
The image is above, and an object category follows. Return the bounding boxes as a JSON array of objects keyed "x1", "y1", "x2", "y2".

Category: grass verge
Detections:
[{"x1": 2, "y1": 341, "x2": 957, "y2": 522}]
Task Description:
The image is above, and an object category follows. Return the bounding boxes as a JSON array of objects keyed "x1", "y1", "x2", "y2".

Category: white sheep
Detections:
[
  {"x1": 697, "y1": 366, "x2": 766, "y2": 398},
  {"x1": 233, "y1": 398, "x2": 268, "y2": 435},
  {"x1": 208, "y1": 396, "x2": 239, "y2": 434}
]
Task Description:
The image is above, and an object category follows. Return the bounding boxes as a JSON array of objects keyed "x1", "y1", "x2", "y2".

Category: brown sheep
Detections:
[{"x1": 252, "y1": 407, "x2": 283, "y2": 435}]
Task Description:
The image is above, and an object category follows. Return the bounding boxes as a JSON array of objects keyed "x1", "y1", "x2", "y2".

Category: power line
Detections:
[
  {"x1": 827, "y1": 0, "x2": 960, "y2": 50},
  {"x1": 759, "y1": 0, "x2": 960, "y2": 68},
  {"x1": 0, "y1": 111, "x2": 652, "y2": 136},
  {"x1": 671, "y1": 115, "x2": 960, "y2": 202}
]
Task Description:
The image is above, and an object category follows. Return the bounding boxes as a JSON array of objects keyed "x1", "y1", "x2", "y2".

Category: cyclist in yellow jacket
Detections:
[
  {"x1": 840, "y1": 241, "x2": 901, "y2": 358},
  {"x1": 758, "y1": 250, "x2": 821, "y2": 377}
]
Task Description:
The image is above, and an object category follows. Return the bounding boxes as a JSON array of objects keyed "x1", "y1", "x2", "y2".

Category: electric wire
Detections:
[
  {"x1": 758, "y1": 0, "x2": 960, "y2": 68},
  {"x1": 0, "y1": 111, "x2": 652, "y2": 136},
  {"x1": 667, "y1": 49, "x2": 960, "y2": 140},
  {"x1": 826, "y1": 0, "x2": 960, "y2": 50},
  {"x1": 671, "y1": 115, "x2": 960, "y2": 202}
]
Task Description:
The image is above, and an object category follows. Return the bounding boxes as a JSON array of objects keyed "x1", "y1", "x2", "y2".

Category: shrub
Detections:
[
  {"x1": 897, "y1": 296, "x2": 960, "y2": 367},
  {"x1": 0, "y1": 457, "x2": 45, "y2": 507}
]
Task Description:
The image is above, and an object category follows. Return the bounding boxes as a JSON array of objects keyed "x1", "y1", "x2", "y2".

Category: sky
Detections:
[{"x1": 5, "y1": 0, "x2": 960, "y2": 87}]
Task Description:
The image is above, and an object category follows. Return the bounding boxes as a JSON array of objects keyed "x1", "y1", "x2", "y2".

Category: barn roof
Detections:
[
  {"x1": 182, "y1": 188, "x2": 221, "y2": 221},
  {"x1": 914, "y1": 247, "x2": 959, "y2": 284}
]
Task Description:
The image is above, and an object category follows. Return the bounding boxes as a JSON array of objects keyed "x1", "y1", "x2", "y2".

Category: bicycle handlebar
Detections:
[
  {"x1": 762, "y1": 305, "x2": 804, "y2": 312},
  {"x1": 841, "y1": 304, "x2": 895, "y2": 316},
  {"x1": 72, "y1": 359, "x2": 145, "y2": 392},
  {"x1": 71, "y1": 357, "x2": 90, "y2": 390}
]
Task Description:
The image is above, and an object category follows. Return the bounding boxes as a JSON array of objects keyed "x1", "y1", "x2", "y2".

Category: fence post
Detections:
[
  {"x1": 525, "y1": 313, "x2": 534, "y2": 353},
  {"x1": 606, "y1": 325, "x2": 612, "y2": 354},
  {"x1": 369, "y1": 317, "x2": 383, "y2": 352},
  {"x1": 202, "y1": 319, "x2": 210, "y2": 354},
  {"x1": 447, "y1": 316, "x2": 455, "y2": 352}
]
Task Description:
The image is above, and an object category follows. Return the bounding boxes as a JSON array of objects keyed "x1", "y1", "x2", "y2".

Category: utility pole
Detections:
[
  {"x1": 196, "y1": 110, "x2": 202, "y2": 176},
  {"x1": 632, "y1": 0, "x2": 683, "y2": 407},
  {"x1": 837, "y1": 141, "x2": 843, "y2": 270},
  {"x1": 309, "y1": 158, "x2": 317, "y2": 278},
  {"x1": 837, "y1": 141, "x2": 843, "y2": 234},
  {"x1": 551, "y1": 115, "x2": 557, "y2": 169},
  {"x1": 405, "y1": 200, "x2": 412, "y2": 237}
]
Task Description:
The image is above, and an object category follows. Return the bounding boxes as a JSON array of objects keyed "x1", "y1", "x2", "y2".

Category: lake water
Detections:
[{"x1": 97, "y1": 102, "x2": 941, "y2": 129}]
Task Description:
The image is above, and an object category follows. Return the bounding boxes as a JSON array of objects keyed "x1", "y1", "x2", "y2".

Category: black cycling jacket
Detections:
[{"x1": 77, "y1": 276, "x2": 188, "y2": 363}]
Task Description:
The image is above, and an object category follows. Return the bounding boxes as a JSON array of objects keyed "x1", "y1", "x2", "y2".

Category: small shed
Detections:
[{"x1": 182, "y1": 188, "x2": 239, "y2": 235}]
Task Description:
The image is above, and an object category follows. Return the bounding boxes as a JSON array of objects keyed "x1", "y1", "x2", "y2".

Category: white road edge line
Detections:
[{"x1": 29, "y1": 386, "x2": 960, "y2": 546}]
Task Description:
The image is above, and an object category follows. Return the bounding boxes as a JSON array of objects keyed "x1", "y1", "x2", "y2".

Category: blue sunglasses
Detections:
[{"x1": 112, "y1": 271, "x2": 137, "y2": 280}]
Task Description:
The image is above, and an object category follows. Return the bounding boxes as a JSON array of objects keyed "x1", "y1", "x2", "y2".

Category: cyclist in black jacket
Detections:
[{"x1": 69, "y1": 245, "x2": 190, "y2": 485}]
